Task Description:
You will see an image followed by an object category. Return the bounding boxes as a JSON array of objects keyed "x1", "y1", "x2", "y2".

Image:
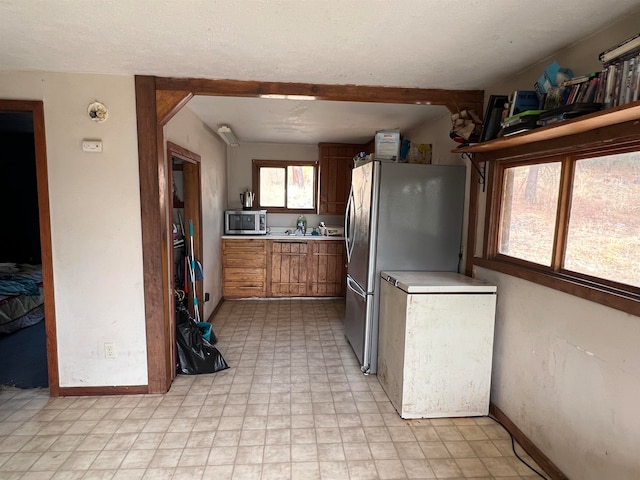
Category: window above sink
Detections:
[{"x1": 252, "y1": 159, "x2": 317, "y2": 214}]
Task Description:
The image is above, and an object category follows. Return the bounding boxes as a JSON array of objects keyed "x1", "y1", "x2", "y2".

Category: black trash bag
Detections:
[{"x1": 175, "y1": 303, "x2": 229, "y2": 375}]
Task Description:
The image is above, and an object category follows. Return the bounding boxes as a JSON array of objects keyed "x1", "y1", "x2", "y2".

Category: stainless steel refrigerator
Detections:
[{"x1": 344, "y1": 160, "x2": 466, "y2": 374}]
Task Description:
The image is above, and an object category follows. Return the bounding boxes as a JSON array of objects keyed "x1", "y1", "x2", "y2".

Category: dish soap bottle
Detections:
[{"x1": 296, "y1": 215, "x2": 307, "y2": 235}]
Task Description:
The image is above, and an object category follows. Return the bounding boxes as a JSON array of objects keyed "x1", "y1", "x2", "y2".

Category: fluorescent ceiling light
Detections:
[
  {"x1": 260, "y1": 94, "x2": 287, "y2": 100},
  {"x1": 259, "y1": 94, "x2": 317, "y2": 101},
  {"x1": 286, "y1": 95, "x2": 316, "y2": 101},
  {"x1": 217, "y1": 125, "x2": 239, "y2": 147}
]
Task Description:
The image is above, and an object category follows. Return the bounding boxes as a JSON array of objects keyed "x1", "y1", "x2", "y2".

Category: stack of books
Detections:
[
  {"x1": 597, "y1": 32, "x2": 640, "y2": 108},
  {"x1": 502, "y1": 110, "x2": 545, "y2": 136},
  {"x1": 542, "y1": 72, "x2": 602, "y2": 111},
  {"x1": 500, "y1": 91, "x2": 545, "y2": 136},
  {"x1": 537, "y1": 103, "x2": 603, "y2": 127}
]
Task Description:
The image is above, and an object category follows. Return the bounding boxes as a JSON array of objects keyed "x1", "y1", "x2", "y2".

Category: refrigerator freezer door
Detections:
[{"x1": 344, "y1": 274, "x2": 370, "y2": 370}]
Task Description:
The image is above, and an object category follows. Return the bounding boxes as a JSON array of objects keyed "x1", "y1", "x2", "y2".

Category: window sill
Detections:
[{"x1": 473, "y1": 257, "x2": 640, "y2": 316}]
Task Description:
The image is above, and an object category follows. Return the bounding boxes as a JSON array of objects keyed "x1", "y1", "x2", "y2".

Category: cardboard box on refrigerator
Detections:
[{"x1": 375, "y1": 129, "x2": 400, "y2": 161}]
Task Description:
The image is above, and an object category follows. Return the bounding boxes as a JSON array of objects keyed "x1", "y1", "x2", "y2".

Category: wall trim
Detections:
[
  {"x1": 57, "y1": 385, "x2": 149, "y2": 397},
  {"x1": 490, "y1": 403, "x2": 569, "y2": 480},
  {"x1": 205, "y1": 297, "x2": 225, "y2": 323}
]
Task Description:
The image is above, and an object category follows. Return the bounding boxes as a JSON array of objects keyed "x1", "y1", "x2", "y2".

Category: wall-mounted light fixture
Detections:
[{"x1": 217, "y1": 125, "x2": 240, "y2": 147}]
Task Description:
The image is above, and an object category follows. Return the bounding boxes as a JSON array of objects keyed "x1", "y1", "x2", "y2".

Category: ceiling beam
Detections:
[
  {"x1": 154, "y1": 77, "x2": 484, "y2": 115},
  {"x1": 156, "y1": 90, "x2": 193, "y2": 126}
]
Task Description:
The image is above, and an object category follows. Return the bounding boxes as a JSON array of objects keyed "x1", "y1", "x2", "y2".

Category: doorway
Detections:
[
  {"x1": 167, "y1": 141, "x2": 203, "y2": 382},
  {"x1": 135, "y1": 76, "x2": 483, "y2": 393},
  {"x1": 0, "y1": 100, "x2": 58, "y2": 394}
]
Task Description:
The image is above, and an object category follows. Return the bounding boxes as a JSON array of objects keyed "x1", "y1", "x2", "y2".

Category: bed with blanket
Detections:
[{"x1": 0, "y1": 263, "x2": 45, "y2": 335}]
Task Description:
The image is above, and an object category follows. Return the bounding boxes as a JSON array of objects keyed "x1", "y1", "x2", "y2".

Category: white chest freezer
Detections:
[{"x1": 377, "y1": 271, "x2": 497, "y2": 418}]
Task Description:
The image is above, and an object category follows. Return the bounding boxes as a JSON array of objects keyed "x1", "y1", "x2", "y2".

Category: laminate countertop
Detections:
[{"x1": 222, "y1": 234, "x2": 345, "y2": 240}]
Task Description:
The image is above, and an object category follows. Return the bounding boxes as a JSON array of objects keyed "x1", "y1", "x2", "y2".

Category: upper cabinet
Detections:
[{"x1": 317, "y1": 143, "x2": 366, "y2": 215}]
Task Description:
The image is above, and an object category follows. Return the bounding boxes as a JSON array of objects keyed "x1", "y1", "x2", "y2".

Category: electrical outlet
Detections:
[{"x1": 104, "y1": 342, "x2": 117, "y2": 359}]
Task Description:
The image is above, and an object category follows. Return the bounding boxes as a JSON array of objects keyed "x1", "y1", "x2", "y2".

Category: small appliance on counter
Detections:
[
  {"x1": 318, "y1": 225, "x2": 344, "y2": 236},
  {"x1": 240, "y1": 190, "x2": 255, "y2": 210},
  {"x1": 225, "y1": 209, "x2": 267, "y2": 235}
]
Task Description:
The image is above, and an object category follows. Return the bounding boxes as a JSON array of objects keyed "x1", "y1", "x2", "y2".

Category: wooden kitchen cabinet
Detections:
[
  {"x1": 309, "y1": 240, "x2": 346, "y2": 296},
  {"x1": 268, "y1": 240, "x2": 309, "y2": 297},
  {"x1": 223, "y1": 238, "x2": 346, "y2": 298},
  {"x1": 318, "y1": 143, "x2": 366, "y2": 215},
  {"x1": 222, "y1": 238, "x2": 267, "y2": 298}
]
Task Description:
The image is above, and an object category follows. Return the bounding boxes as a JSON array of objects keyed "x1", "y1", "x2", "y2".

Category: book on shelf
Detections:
[
  {"x1": 582, "y1": 77, "x2": 599, "y2": 103},
  {"x1": 560, "y1": 72, "x2": 599, "y2": 87},
  {"x1": 597, "y1": 49, "x2": 640, "y2": 108},
  {"x1": 502, "y1": 110, "x2": 545, "y2": 128},
  {"x1": 599, "y1": 32, "x2": 640, "y2": 64},
  {"x1": 543, "y1": 86, "x2": 565, "y2": 110},
  {"x1": 508, "y1": 90, "x2": 543, "y2": 116},
  {"x1": 478, "y1": 94, "x2": 509, "y2": 143},
  {"x1": 536, "y1": 103, "x2": 602, "y2": 127},
  {"x1": 623, "y1": 57, "x2": 636, "y2": 104},
  {"x1": 503, "y1": 124, "x2": 538, "y2": 136},
  {"x1": 631, "y1": 57, "x2": 640, "y2": 102}
]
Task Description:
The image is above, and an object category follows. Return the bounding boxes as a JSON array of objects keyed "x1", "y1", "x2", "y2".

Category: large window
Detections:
[
  {"x1": 498, "y1": 162, "x2": 561, "y2": 266},
  {"x1": 489, "y1": 148, "x2": 640, "y2": 292},
  {"x1": 252, "y1": 159, "x2": 317, "y2": 213}
]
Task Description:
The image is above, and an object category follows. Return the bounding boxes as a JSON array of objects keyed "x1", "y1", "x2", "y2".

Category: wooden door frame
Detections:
[
  {"x1": 0, "y1": 100, "x2": 59, "y2": 395},
  {"x1": 135, "y1": 76, "x2": 483, "y2": 393},
  {"x1": 167, "y1": 141, "x2": 203, "y2": 381}
]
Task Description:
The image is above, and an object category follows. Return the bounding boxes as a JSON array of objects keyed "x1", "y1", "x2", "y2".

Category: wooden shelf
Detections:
[{"x1": 453, "y1": 101, "x2": 640, "y2": 154}]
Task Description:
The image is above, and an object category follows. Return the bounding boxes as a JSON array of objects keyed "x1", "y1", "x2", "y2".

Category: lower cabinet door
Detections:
[
  {"x1": 269, "y1": 241, "x2": 309, "y2": 297},
  {"x1": 309, "y1": 240, "x2": 346, "y2": 296}
]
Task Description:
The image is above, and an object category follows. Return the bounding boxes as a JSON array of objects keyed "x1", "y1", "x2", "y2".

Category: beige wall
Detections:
[
  {"x1": 0, "y1": 71, "x2": 148, "y2": 387},
  {"x1": 226, "y1": 142, "x2": 343, "y2": 230},
  {"x1": 415, "y1": 12, "x2": 640, "y2": 480},
  {"x1": 165, "y1": 106, "x2": 228, "y2": 318}
]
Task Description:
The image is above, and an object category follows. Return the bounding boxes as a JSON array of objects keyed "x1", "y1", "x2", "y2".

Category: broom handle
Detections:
[{"x1": 189, "y1": 220, "x2": 200, "y2": 322}]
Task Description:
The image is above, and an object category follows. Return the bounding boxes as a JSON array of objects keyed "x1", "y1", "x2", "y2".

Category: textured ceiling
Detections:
[{"x1": 2, "y1": 1, "x2": 639, "y2": 143}]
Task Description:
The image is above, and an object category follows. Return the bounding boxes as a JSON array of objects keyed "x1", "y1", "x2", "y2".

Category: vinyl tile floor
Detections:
[{"x1": 0, "y1": 298, "x2": 549, "y2": 480}]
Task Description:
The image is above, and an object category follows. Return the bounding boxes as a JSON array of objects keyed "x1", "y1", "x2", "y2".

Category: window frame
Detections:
[
  {"x1": 477, "y1": 139, "x2": 640, "y2": 317},
  {"x1": 252, "y1": 159, "x2": 318, "y2": 214}
]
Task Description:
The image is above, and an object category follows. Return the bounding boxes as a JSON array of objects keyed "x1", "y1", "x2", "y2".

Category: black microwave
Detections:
[{"x1": 224, "y1": 210, "x2": 267, "y2": 235}]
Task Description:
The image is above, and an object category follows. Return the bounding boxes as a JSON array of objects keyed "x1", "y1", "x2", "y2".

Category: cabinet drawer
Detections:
[
  {"x1": 223, "y1": 238, "x2": 267, "y2": 254},
  {"x1": 223, "y1": 255, "x2": 266, "y2": 268},
  {"x1": 223, "y1": 267, "x2": 265, "y2": 283},
  {"x1": 223, "y1": 284, "x2": 266, "y2": 298},
  {"x1": 222, "y1": 239, "x2": 267, "y2": 298}
]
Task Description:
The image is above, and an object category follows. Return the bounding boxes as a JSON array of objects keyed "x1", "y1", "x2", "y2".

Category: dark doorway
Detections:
[{"x1": 0, "y1": 110, "x2": 47, "y2": 388}]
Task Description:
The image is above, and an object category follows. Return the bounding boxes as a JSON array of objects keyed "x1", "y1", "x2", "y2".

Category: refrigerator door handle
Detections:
[
  {"x1": 346, "y1": 275, "x2": 366, "y2": 299},
  {"x1": 345, "y1": 186, "x2": 355, "y2": 263}
]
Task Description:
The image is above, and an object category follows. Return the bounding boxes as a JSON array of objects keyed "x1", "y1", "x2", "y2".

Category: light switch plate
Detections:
[{"x1": 82, "y1": 140, "x2": 103, "y2": 152}]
